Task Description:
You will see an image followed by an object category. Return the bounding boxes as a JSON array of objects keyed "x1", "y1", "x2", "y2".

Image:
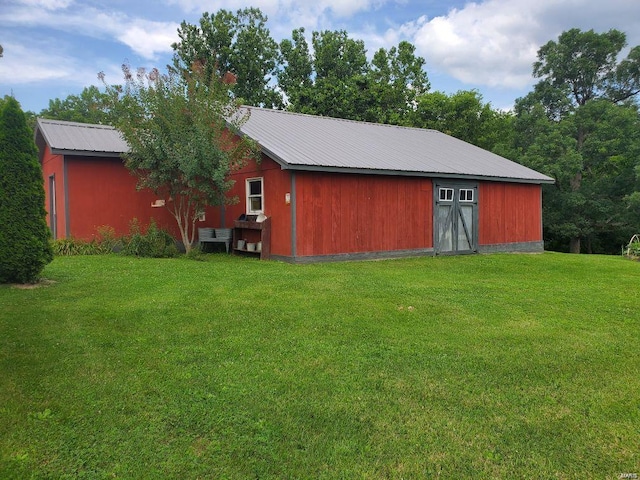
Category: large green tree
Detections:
[
  {"x1": 534, "y1": 28, "x2": 640, "y2": 106},
  {"x1": 276, "y1": 28, "x2": 313, "y2": 111},
  {"x1": 279, "y1": 29, "x2": 370, "y2": 120},
  {"x1": 38, "y1": 85, "x2": 118, "y2": 124},
  {"x1": 515, "y1": 28, "x2": 640, "y2": 253},
  {"x1": 411, "y1": 90, "x2": 513, "y2": 151},
  {"x1": 279, "y1": 29, "x2": 429, "y2": 124},
  {"x1": 0, "y1": 96, "x2": 53, "y2": 283},
  {"x1": 102, "y1": 65, "x2": 258, "y2": 253},
  {"x1": 171, "y1": 8, "x2": 281, "y2": 108},
  {"x1": 365, "y1": 41, "x2": 430, "y2": 124}
]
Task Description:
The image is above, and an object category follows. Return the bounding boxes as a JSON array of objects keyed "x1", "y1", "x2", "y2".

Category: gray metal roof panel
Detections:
[
  {"x1": 35, "y1": 110, "x2": 553, "y2": 184},
  {"x1": 36, "y1": 118, "x2": 129, "y2": 155},
  {"x1": 240, "y1": 107, "x2": 554, "y2": 183}
]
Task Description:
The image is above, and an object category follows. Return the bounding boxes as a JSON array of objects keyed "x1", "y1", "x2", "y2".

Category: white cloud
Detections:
[
  {"x1": 163, "y1": 0, "x2": 286, "y2": 16},
  {"x1": 19, "y1": 0, "x2": 74, "y2": 9},
  {"x1": 316, "y1": 0, "x2": 380, "y2": 18},
  {"x1": 409, "y1": 0, "x2": 540, "y2": 89},
  {"x1": 164, "y1": 0, "x2": 383, "y2": 17},
  {"x1": 1, "y1": 2, "x2": 179, "y2": 60},
  {"x1": 0, "y1": 41, "x2": 109, "y2": 85},
  {"x1": 406, "y1": 0, "x2": 640, "y2": 90},
  {"x1": 113, "y1": 18, "x2": 180, "y2": 59}
]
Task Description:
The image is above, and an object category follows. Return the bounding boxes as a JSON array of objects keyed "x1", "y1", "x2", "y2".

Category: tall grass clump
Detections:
[
  {"x1": 51, "y1": 221, "x2": 178, "y2": 258},
  {"x1": 51, "y1": 226, "x2": 123, "y2": 256},
  {"x1": 121, "y1": 218, "x2": 178, "y2": 258}
]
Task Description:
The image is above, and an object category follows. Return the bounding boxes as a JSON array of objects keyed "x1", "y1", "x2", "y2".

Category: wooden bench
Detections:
[{"x1": 198, "y1": 227, "x2": 232, "y2": 253}]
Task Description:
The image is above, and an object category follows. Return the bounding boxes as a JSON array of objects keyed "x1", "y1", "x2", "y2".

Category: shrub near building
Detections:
[{"x1": 0, "y1": 97, "x2": 53, "y2": 283}]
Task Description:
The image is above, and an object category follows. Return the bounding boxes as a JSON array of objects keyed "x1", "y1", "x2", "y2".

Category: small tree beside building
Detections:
[
  {"x1": 0, "y1": 97, "x2": 53, "y2": 283},
  {"x1": 102, "y1": 64, "x2": 258, "y2": 253}
]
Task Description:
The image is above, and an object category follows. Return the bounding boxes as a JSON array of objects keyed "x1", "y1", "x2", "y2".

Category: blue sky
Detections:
[{"x1": 1, "y1": 0, "x2": 639, "y2": 114}]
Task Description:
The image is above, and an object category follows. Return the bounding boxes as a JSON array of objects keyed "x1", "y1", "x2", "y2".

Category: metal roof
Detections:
[
  {"x1": 239, "y1": 107, "x2": 554, "y2": 184},
  {"x1": 35, "y1": 111, "x2": 553, "y2": 184},
  {"x1": 35, "y1": 118, "x2": 129, "y2": 157}
]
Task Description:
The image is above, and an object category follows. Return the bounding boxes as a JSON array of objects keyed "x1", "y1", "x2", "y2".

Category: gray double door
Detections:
[{"x1": 434, "y1": 181, "x2": 478, "y2": 254}]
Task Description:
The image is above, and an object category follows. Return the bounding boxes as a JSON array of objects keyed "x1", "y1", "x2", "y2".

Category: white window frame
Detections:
[
  {"x1": 439, "y1": 188, "x2": 454, "y2": 202},
  {"x1": 459, "y1": 189, "x2": 474, "y2": 202},
  {"x1": 246, "y1": 177, "x2": 264, "y2": 214}
]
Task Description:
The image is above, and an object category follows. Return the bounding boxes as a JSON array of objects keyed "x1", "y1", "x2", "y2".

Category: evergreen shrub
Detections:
[{"x1": 0, "y1": 97, "x2": 53, "y2": 283}]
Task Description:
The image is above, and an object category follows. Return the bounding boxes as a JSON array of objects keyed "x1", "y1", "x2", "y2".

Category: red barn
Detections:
[
  {"x1": 36, "y1": 109, "x2": 553, "y2": 262},
  {"x1": 36, "y1": 119, "x2": 186, "y2": 241}
]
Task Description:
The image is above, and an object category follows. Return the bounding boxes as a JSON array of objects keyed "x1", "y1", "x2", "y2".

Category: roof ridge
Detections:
[
  {"x1": 244, "y1": 106, "x2": 440, "y2": 134},
  {"x1": 37, "y1": 118, "x2": 116, "y2": 130}
]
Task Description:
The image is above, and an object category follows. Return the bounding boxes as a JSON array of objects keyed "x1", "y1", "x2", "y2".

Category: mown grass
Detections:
[{"x1": 0, "y1": 253, "x2": 638, "y2": 479}]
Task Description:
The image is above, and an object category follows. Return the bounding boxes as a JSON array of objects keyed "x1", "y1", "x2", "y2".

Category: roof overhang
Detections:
[{"x1": 48, "y1": 148, "x2": 125, "y2": 158}]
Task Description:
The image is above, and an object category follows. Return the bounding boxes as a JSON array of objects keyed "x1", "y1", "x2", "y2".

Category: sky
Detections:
[{"x1": 1, "y1": 0, "x2": 640, "y2": 114}]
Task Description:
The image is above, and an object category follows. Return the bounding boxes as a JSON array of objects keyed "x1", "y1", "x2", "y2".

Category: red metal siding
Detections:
[
  {"x1": 478, "y1": 182, "x2": 542, "y2": 245},
  {"x1": 44, "y1": 141, "x2": 543, "y2": 255},
  {"x1": 43, "y1": 148, "x2": 291, "y2": 246},
  {"x1": 265, "y1": 162, "x2": 293, "y2": 257},
  {"x1": 295, "y1": 172, "x2": 432, "y2": 256},
  {"x1": 65, "y1": 156, "x2": 177, "y2": 240}
]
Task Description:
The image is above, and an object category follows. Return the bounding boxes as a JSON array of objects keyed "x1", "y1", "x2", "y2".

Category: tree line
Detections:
[{"x1": 33, "y1": 8, "x2": 640, "y2": 254}]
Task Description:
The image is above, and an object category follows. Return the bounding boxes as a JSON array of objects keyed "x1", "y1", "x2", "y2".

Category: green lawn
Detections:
[{"x1": 1, "y1": 253, "x2": 638, "y2": 479}]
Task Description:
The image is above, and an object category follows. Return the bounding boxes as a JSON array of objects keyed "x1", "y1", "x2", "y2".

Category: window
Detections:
[
  {"x1": 439, "y1": 188, "x2": 454, "y2": 202},
  {"x1": 246, "y1": 177, "x2": 264, "y2": 214},
  {"x1": 459, "y1": 189, "x2": 474, "y2": 202}
]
